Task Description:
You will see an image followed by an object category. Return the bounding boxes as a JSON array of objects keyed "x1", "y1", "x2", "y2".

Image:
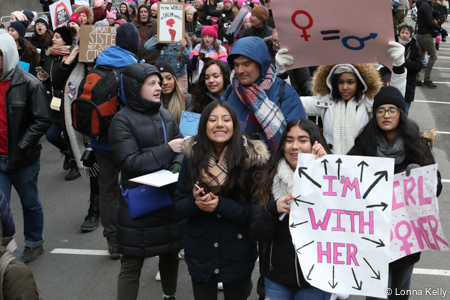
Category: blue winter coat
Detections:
[{"x1": 221, "y1": 37, "x2": 306, "y2": 147}]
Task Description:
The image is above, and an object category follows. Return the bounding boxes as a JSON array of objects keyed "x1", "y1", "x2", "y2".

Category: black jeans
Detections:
[{"x1": 192, "y1": 275, "x2": 252, "y2": 300}]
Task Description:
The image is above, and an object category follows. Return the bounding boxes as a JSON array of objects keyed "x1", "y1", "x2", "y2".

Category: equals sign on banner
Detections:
[{"x1": 321, "y1": 30, "x2": 341, "y2": 41}]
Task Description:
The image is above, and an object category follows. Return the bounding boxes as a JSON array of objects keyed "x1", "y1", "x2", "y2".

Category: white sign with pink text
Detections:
[
  {"x1": 290, "y1": 154, "x2": 394, "y2": 298},
  {"x1": 390, "y1": 165, "x2": 449, "y2": 262}
]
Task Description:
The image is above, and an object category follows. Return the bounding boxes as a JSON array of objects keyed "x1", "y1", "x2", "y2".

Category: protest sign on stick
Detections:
[
  {"x1": 158, "y1": 2, "x2": 185, "y2": 43},
  {"x1": 390, "y1": 165, "x2": 449, "y2": 262},
  {"x1": 271, "y1": 0, "x2": 394, "y2": 70},
  {"x1": 290, "y1": 154, "x2": 393, "y2": 298},
  {"x1": 79, "y1": 25, "x2": 117, "y2": 63},
  {"x1": 49, "y1": 0, "x2": 73, "y2": 29}
]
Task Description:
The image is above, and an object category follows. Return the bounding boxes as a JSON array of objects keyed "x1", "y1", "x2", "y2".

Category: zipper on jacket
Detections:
[
  {"x1": 294, "y1": 248, "x2": 301, "y2": 287},
  {"x1": 269, "y1": 240, "x2": 274, "y2": 270}
]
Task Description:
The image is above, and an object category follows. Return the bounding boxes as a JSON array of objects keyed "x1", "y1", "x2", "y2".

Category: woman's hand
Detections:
[
  {"x1": 64, "y1": 46, "x2": 79, "y2": 65},
  {"x1": 311, "y1": 141, "x2": 327, "y2": 159},
  {"x1": 179, "y1": 38, "x2": 187, "y2": 51},
  {"x1": 37, "y1": 71, "x2": 49, "y2": 81},
  {"x1": 168, "y1": 138, "x2": 184, "y2": 153},
  {"x1": 276, "y1": 193, "x2": 294, "y2": 214},
  {"x1": 196, "y1": 192, "x2": 219, "y2": 212},
  {"x1": 193, "y1": 181, "x2": 210, "y2": 201}
]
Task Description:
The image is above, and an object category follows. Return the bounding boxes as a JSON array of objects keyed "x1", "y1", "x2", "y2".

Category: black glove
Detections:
[
  {"x1": 191, "y1": 55, "x2": 199, "y2": 65},
  {"x1": 406, "y1": 163, "x2": 421, "y2": 176},
  {"x1": 201, "y1": 57, "x2": 213, "y2": 64},
  {"x1": 440, "y1": 28, "x2": 448, "y2": 38},
  {"x1": 217, "y1": 20, "x2": 224, "y2": 28}
]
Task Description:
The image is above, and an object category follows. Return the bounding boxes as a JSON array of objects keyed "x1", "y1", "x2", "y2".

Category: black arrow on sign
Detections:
[
  {"x1": 321, "y1": 159, "x2": 329, "y2": 175},
  {"x1": 336, "y1": 158, "x2": 342, "y2": 179},
  {"x1": 290, "y1": 221, "x2": 308, "y2": 228},
  {"x1": 328, "y1": 265, "x2": 338, "y2": 288},
  {"x1": 361, "y1": 237, "x2": 385, "y2": 248},
  {"x1": 366, "y1": 202, "x2": 388, "y2": 211},
  {"x1": 307, "y1": 264, "x2": 314, "y2": 280},
  {"x1": 363, "y1": 258, "x2": 381, "y2": 280},
  {"x1": 298, "y1": 167, "x2": 322, "y2": 188},
  {"x1": 292, "y1": 195, "x2": 315, "y2": 206},
  {"x1": 296, "y1": 240, "x2": 314, "y2": 254},
  {"x1": 357, "y1": 161, "x2": 369, "y2": 182},
  {"x1": 362, "y1": 171, "x2": 388, "y2": 199},
  {"x1": 351, "y1": 268, "x2": 363, "y2": 290}
]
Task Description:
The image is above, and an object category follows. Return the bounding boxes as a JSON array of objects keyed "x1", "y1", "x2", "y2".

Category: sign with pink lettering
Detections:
[
  {"x1": 271, "y1": 0, "x2": 394, "y2": 70},
  {"x1": 290, "y1": 154, "x2": 394, "y2": 298},
  {"x1": 390, "y1": 165, "x2": 449, "y2": 262}
]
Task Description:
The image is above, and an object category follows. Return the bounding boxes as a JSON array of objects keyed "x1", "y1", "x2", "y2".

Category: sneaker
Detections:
[
  {"x1": 416, "y1": 80, "x2": 423, "y2": 86},
  {"x1": 217, "y1": 282, "x2": 223, "y2": 290},
  {"x1": 155, "y1": 271, "x2": 161, "y2": 281},
  {"x1": 424, "y1": 81, "x2": 437, "y2": 88},
  {"x1": 108, "y1": 245, "x2": 122, "y2": 260},
  {"x1": 23, "y1": 245, "x2": 44, "y2": 262},
  {"x1": 65, "y1": 159, "x2": 81, "y2": 180}
]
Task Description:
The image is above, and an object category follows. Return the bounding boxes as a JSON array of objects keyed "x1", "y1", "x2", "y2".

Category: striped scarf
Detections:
[
  {"x1": 201, "y1": 146, "x2": 228, "y2": 194},
  {"x1": 233, "y1": 64, "x2": 286, "y2": 151}
]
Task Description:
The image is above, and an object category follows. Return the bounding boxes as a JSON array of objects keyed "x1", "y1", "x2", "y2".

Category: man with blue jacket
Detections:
[{"x1": 221, "y1": 36, "x2": 306, "y2": 151}]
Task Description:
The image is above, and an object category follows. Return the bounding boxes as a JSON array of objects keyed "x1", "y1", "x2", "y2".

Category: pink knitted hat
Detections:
[
  {"x1": 202, "y1": 25, "x2": 218, "y2": 39},
  {"x1": 151, "y1": 3, "x2": 157, "y2": 11},
  {"x1": 107, "y1": 10, "x2": 117, "y2": 19},
  {"x1": 94, "y1": 0, "x2": 105, "y2": 8},
  {"x1": 10, "y1": 11, "x2": 27, "y2": 22},
  {"x1": 236, "y1": 0, "x2": 247, "y2": 7}
]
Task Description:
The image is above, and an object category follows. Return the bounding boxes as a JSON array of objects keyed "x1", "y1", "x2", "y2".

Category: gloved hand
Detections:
[
  {"x1": 169, "y1": 163, "x2": 182, "y2": 174},
  {"x1": 388, "y1": 41, "x2": 405, "y2": 66},
  {"x1": 201, "y1": 57, "x2": 212, "y2": 64},
  {"x1": 275, "y1": 48, "x2": 294, "y2": 75},
  {"x1": 406, "y1": 163, "x2": 421, "y2": 176},
  {"x1": 144, "y1": 35, "x2": 158, "y2": 51},
  {"x1": 440, "y1": 28, "x2": 448, "y2": 38},
  {"x1": 191, "y1": 55, "x2": 199, "y2": 65}
]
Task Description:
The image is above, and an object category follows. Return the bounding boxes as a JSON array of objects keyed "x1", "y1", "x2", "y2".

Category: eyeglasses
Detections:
[
  {"x1": 35, "y1": 22, "x2": 45, "y2": 27},
  {"x1": 376, "y1": 107, "x2": 400, "y2": 118},
  {"x1": 273, "y1": 39, "x2": 280, "y2": 45}
]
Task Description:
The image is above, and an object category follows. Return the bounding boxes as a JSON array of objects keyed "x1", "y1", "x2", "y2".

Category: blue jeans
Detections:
[
  {"x1": 265, "y1": 277, "x2": 331, "y2": 300},
  {"x1": 0, "y1": 157, "x2": 44, "y2": 248},
  {"x1": 405, "y1": 102, "x2": 411, "y2": 116}
]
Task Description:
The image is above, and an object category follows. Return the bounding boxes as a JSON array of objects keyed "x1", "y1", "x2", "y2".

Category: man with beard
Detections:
[{"x1": 133, "y1": 4, "x2": 159, "y2": 64}]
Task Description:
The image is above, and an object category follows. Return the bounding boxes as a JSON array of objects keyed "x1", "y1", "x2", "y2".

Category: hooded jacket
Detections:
[
  {"x1": 416, "y1": 0, "x2": 442, "y2": 35},
  {"x1": 0, "y1": 34, "x2": 51, "y2": 169},
  {"x1": 174, "y1": 137, "x2": 269, "y2": 283},
  {"x1": 133, "y1": 5, "x2": 159, "y2": 64},
  {"x1": 221, "y1": 37, "x2": 306, "y2": 146},
  {"x1": 74, "y1": 5, "x2": 94, "y2": 25},
  {"x1": 109, "y1": 63, "x2": 185, "y2": 257},
  {"x1": 301, "y1": 63, "x2": 406, "y2": 152},
  {"x1": 119, "y1": 1, "x2": 132, "y2": 22}
]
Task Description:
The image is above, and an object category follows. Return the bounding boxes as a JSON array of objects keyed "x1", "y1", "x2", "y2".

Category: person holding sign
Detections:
[
  {"x1": 109, "y1": 63, "x2": 185, "y2": 300},
  {"x1": 348, "y1": 86, "x2": 442, "y2": 300},
  {"x1": 174, "y1": 101, "x2": 269, "y2": 300},
  {"x1": 250, "y1": 119, "x2": 331, "y2": 300}
]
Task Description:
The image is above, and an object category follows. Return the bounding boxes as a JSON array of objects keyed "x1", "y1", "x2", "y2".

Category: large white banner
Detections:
[
  {"x1": 390, "y1": 165, "x2": 449, "y2": 262},
  {"x1": 290, "y1": 154, "x2": 394, "y2": 298}
]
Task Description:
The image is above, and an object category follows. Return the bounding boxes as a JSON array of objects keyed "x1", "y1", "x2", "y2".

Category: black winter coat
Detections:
[
  {"x1": 4, "y1": 66, "x2": 52, "y2": 169},
  {"x1": 174, "y1": 139, "x2": 269, "y2": 283},
  {"x1": 401, "y1": 37, "x2": 423, "y2": 102},
  {"x1": 239, "y1": 22, "x2": 273, "y2": 40},
  {"x1": 417, "y1": 0, "x2": 442, "y2": 35},
  {"x1": 109, "y1": 64, "x2": 185, "y2": 258}
]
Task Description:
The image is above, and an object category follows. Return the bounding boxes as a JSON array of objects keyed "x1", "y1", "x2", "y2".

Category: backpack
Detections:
[
  {"x1": 71, "y1": 65, "x2": 125, "y2": 140},
  {"x1": 411, "y1": 4, "x2": 418, "y2": 22}
]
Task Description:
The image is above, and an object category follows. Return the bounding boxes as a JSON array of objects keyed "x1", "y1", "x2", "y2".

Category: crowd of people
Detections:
[{"x1": 0, "y1": 0, "x2": 445, "y2": 299}]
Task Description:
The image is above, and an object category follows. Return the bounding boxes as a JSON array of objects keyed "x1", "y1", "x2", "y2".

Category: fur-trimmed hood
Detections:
[
  {"x1": 183, "y1": 137, "x2": 270, "y2": 168},
  {"x1": 272, "y1": 158, "x2": 294, "y2": 201},
  {"x1": 74, "y1": 5, "x2": 94, "y2": 25},
  {"x1": 421, "y1": 129, "x2": 439, "y2": 148},
  {"x1": 311, "y1": 63, "x2": 382, "y2": 100}
]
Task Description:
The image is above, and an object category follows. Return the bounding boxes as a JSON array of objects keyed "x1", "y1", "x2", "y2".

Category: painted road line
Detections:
[
  {"x1": 413, "y1": 268, "x2": 450, "y2": 276},
  {"x1": 442, "y1": 179, "x2": 450, "y2": 183},
  {"x1": 436, "y1": 131, "x2": 450, "y2": 135},
  {"x1": 415, "y1": 100, "x2": 450, "y2": 104},
  {"x1": 51, "y1": 248, "x2": 109, "y2": 256},
  {"x1": 418, "y1": 81, "x2": 450, "y2": 84}
]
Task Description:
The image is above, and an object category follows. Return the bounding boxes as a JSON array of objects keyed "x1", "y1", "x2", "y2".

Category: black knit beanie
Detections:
[
  {"x1": 54, "y1": 26, "x2": 73, "y2": 45},
  {"x1": 373, "y1": 86, "x2": 406, "y2": 112},
  {"x1": 154, "y1": 60, "x2": 177, "y2": 78}
]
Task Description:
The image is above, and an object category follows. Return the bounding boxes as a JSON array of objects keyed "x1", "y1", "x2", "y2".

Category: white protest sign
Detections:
[
  {"x1": 390, "y1": 165, "x2": 449, "y2": 262},
  {"x1": 271, "y1": 0, "x2": 394, "y2": 70},
  {"x1": 157, "y1": 2, "x2": 185, "y2": 43},
  {"x1": 290, "y1": 154, "x2": 394, "y2": 298},
  {"x1": 49, "y1": 0, "x2": 73, "y2": 29},
  {"x1": 75, "y1": 0, "x2": 89, "y2": 5}
]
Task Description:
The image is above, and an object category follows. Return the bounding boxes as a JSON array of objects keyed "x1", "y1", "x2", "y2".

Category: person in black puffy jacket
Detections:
[{"x1": 109, "y1": 63, "x2": 186, "y2": 300}]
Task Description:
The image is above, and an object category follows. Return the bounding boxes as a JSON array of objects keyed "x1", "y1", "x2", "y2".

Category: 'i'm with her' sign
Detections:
[{"x1": 290, "y1": 154, "x2": 394, "y2": 298}]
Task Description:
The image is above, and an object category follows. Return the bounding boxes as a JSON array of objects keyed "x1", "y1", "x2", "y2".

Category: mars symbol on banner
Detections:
[{"x1": 290, "y1": 154, "x2": 394, "y2": 298}]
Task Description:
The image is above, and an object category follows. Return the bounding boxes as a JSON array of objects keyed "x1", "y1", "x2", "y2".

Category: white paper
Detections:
[{"x1": 130, "y1": 170, "x2": 179, "y2": 187}]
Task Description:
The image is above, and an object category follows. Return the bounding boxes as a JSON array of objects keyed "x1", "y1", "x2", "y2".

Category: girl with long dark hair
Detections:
[
  {"x1": 29, "y1": 16, "x2": 53, "y2": 66},
  {"x1": 8, "y1": 21, "x2": 40, "y2": 77},
  {"x1": 251, "y1": 119, "x2": 331, "y2": 300},
  {"x1": 348, "y1": 86, "x2": 442, "y2": 300},
  {"x1": 189, "y1": 59, "x2": 230, "y2": 113},
  {"x1": 174, "y1": 101, "x2": 269, "y2": 300}
]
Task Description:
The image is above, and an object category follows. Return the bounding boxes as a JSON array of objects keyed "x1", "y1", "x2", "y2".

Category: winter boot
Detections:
[
  {"x1": 65, "y1": 159, "x2": 81, "y2": 180},
  {"x1": 80, "y1": 194, "x2": 100, "y2": 232},
  {"x1": 436, "y1": 42, "x2": 440, "y2": 50},
  {"x1": 61, "y1": 150, "x2": 71, "y2": 170}
]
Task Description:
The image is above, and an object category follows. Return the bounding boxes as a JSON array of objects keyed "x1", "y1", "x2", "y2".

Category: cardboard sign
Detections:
[
  {"x1": 390, "y1": 165, "x2": 449, "y2": 262},
  {"x1": 79, "y1": 25, "x2": 117, "y2": 63},
  {"x1": 179, "y1": 111, "x2": 201, "y2": 137},
  {"x1": 49, "y1": 0, "x2": 72, "y2": 29},
  {"x1": 157, "y1": 2, "x2": 185, "y2": 43},
  {"x1": 271, "y1": 0, "x2": 394, "y2": 70},
  {"x1": 290, "y1": 154, "x2": 394, "y2": 298}
]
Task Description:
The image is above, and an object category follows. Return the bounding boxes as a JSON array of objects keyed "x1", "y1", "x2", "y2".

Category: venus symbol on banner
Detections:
[{"x1": 289, "y1": 154, "x2": 394, "y2": 298}]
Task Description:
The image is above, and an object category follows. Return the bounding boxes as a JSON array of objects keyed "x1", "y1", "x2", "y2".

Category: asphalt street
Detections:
[{"x1": 4, "y1": 13, "x2": 450, "y2": 300}]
